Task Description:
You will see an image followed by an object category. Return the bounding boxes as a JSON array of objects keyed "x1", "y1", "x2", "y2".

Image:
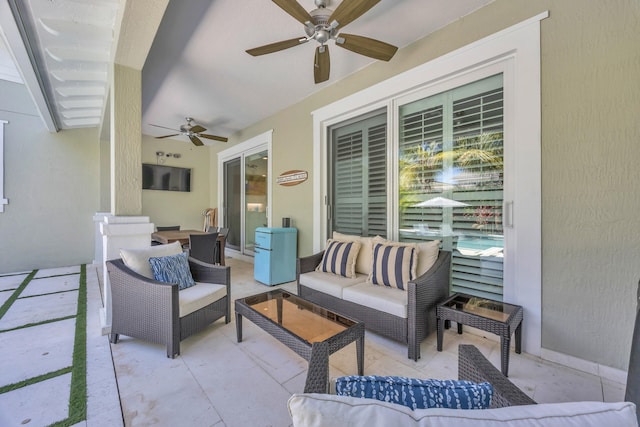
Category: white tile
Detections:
[
  {"x1": 0, "y1": 273, "x2": 27, "y2": 291},
  {"x1": 0, "y1": 373, "x2": 71, "y2": 427},
  {"x1": 0, "y1": 318, "x2": 75, "y2": 387},
  {"x1": 22, "y1": 273, "x2": 79, "y2": 297},
  {"x1": 603, "y1": 378, "x2": 626, "y2": 402},
  {"x1": 34, "y1": 266, "x2": 81, "y2": 278},
  {"x1": 0, "y1": 290, "x2": 78, "y2": 330},
  {"x1": 0, "y1": 290, "x2": 11, "y2": 307}
]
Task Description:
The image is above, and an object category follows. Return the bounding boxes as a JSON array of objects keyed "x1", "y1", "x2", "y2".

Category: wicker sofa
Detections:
[
  {"x1": 297, "y1": 234, "x2": 451, "y2": 361},
  {"x1": 288, "y1": 345, "x2": 638, "y2": 426},
  {"x1": 106, "y1": 242, "x2": 230, "y2": 358}
]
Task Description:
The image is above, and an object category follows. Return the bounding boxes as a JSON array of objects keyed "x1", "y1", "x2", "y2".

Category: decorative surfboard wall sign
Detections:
[{"x1": 277, "y1": 170, "x2": 308, "y2": 186}]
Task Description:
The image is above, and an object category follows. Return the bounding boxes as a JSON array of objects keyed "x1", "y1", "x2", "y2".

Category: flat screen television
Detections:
[{"x1": 142, "y1": 163, "x2": 191, "y2": 192}]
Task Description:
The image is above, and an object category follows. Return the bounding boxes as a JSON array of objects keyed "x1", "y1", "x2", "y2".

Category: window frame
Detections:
[
  {"x1": 0, "y1": 120, "x2": 7, "y2": 212},
  {"x1": 312, "y1": 13, "x2": 547, "y2": 355}
]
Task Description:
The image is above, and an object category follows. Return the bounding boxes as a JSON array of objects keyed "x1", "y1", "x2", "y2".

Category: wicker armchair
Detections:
[
  {"x1": 106, "y1": 257, "x2": 230, "y2": 358},
  {"x1": 458, "y1": 344, "x2": 536, "y2": 408}
]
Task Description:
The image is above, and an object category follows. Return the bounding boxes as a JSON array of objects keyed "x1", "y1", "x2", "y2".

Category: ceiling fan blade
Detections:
[
  {"x1": 149, "y1": 124, "x2": 180, "y2": 132},
  {"x1": 189, "y1": 135, "x2": 204, "y2": 146},
  {"x1": 272, "y1": 0, "x2": 313, "y2": 25},
  {"x1": 189, "y1": 125, "x2": 206, "y2": 133},
  {"x1": 329, "y1": 0, "x2": 380, "y2": 29},
  {"x1": 155, "y1": 134, "x2": 180, "y2": 139},
  {"x1": 246, "y1": 38, "x2": 307, "y2": 56},
  {"x1": 199, "y1": 133, "x2": 228, "y2": 143},
  {"x1": 314, "y1": 46, "x2": 330, "y2": 84},
  {"x1": 336, "y1": 33, "x2": 398, "y2": 61}
]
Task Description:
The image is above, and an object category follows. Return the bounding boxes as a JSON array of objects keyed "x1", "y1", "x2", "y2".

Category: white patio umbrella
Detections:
[
  {"x1": 413, "y1": 197, "x2": 469, "y2": 235},
  {"x1": 413, "y1": 196, "x2": 469, "y2": 208}
]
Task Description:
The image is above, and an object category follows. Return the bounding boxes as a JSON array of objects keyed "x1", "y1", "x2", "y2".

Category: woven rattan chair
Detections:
[
  {"x1": 625, "y1": 280, "x2": 640, "y2": 424},
  {"x1": 189, "y1": 232, "x2": 219, "y2": 264},
  {"x1": 297, "y1": 250, "x2": 451, "y2": 361},
  {"x1": 106, "y1": 257, "x2": 230, "y2": 358},
  {"x1": 458, "y1": 344, "x2": 536, "y2": 408}
]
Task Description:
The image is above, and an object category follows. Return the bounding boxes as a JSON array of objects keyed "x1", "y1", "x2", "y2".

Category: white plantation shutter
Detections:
[
  {"x1": 450, "y1": 83, "x2": 504, "y2": 299},
  {"x1": 330, "y1": 112, "x2": 387, "y2": 238},
  {"x1": 399, "y1": 74, "x2": 505, "y2": 299}
]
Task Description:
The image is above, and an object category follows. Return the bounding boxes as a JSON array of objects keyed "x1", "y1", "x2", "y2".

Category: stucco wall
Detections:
[
  {"x1": 0, "y1": 80, "x2": 100, "y2": 272},
  {"x1": 212, "y1": 0, "x2": 640, "y2": 370},
  {"x1": 141, "y1": 134, "x2": 211, "y2": 231}
]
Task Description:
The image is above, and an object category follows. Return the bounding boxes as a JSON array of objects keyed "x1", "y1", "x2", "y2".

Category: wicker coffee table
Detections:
[
  {"x1": 235, "y1": 289, "x2": 364, "y2": 393},
  {"x1": 437, "y1": 293, "x2": 523, "y2": 377}
]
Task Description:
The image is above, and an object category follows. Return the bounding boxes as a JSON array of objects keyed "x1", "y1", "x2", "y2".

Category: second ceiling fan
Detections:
[
  {"x1": 150, "y1": 117, "x2": 228, "y2": 146},
  {"x1": 246, "y1": 0, "x2": 398, "y2": 84}
]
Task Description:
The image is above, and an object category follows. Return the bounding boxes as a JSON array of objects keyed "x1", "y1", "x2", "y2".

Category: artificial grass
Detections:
[
  {"x1": 50, "y1": 264, "x2": 87, "y2": 427},
  {"x1": 0, "y1": 266, "x2": 88, "y2": 427},
  {"x1": 0, "y1": 269, "x2": 37, "y2": 320}
]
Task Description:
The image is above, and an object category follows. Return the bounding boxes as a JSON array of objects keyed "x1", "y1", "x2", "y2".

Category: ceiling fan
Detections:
[
  {"x1": 246, "y1": 0, "x2": 398, "y2": 84},
  {"x1": 149, "y1": 117, "x2": 228, "y2": 146}
]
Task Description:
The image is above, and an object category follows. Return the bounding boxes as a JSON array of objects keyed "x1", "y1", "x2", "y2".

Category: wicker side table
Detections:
[
  {"x1": 235, "y1": 289, "x2": 364, "y2": 393},
  {"x1": 437, "y1": 293, "x2": 523, "y2": 377}
]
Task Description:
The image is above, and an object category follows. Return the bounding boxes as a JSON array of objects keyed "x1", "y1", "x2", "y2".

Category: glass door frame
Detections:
[{"x1": 217, "y1": 130, "x2": 273, "y2": 261}]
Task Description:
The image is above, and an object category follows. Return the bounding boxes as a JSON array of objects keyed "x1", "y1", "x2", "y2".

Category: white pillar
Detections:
[
  {"x1": 93, "y1": 212, "x2": 110, "y2": 265},
  {"x1": 99, "y1": 215, "x2": 153, "y2": 334}
]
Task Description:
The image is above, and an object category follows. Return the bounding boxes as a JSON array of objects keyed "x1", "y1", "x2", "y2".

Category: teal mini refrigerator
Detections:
[{"x1": 254, "y1": 227, "x2": 297, "y2": 286}]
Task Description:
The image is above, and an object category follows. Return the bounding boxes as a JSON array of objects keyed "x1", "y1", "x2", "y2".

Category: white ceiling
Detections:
[{"x1": 1, "y1": 0, "x2": 494, "y2": 141}]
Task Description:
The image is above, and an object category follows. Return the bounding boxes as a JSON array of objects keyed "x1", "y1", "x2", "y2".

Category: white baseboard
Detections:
[{"x1": 541, "y1": 348, "x2": 628, "y2": 385}]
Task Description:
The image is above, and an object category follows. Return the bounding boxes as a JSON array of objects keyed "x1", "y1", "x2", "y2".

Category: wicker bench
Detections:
[{"x1": 297, "y1": 249, "x2": 451, "y2": 361}]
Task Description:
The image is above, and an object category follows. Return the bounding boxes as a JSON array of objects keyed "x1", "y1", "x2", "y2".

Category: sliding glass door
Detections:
[
  {"x1": 244, "y1": 150, "x2": 268, "y2": 252},
  {"x1": 220, "y1": 134, "x2": 271, "y2": 258}
]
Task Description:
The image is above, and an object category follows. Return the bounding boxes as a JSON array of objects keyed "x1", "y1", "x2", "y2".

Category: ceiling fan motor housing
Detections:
[{"x1": 305, "y1": 7, "x2": 336, "y2": 44}]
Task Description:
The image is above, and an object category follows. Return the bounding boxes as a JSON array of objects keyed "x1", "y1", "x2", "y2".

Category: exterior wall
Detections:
[
  {"x1": 213, "y1": 0, "x2": 640, "y2": 370},
  {"x1": 0, "y1": 80, "x2": 100, "y2": 272},
  {"x1": 141, "y1": 134, "x2": 211, "y2": 231}
]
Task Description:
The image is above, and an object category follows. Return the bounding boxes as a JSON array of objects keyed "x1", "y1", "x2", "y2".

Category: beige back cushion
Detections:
[
  {"x1": 332, "y1": 233, "x2": 440, "y2": 279},
  {"x1": 416, "y1": 240, "x2": 440, "y2": 276},
  {"x1": 332, "y1": 232, "x2": 374, "y2": 275},
  {"x1": 371, "y1": 236, "x2": 441, "y2": 278},
  {"x1": 120, "y1": 241, "x2": 184, "y2": 279}
]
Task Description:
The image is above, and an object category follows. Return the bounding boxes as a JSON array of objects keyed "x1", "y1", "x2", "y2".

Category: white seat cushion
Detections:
[
  {"x1": 343, "y1": 282, "x2": 408, "y2": 318},
  {"x1": 288, "y1": 394, "x2": 639, "y2": 427},
  {"x1": 120, "y1": 241, "x2": 183, "y2": 279},
  {"x1": 178, "y1": 282, "x2": 227, "y2": 318},
  {"x1": 300, "y1": 271, "x2": 367, "y2": 299}
]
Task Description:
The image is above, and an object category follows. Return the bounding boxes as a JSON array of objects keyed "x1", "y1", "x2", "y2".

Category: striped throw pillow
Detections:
[
  {"x1": 316, "y1": 239, "x2": 361, "y2": 279},
  {"x1": 368, "y1": 242, "x2": 417, "y2": 290}
]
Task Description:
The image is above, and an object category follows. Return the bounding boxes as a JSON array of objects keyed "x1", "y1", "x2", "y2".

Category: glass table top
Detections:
[
  {"x1": 240, "y1": 290, "x2": 357, "y2": 343},
  {"x1": 441, "y1": 293, "x2": 520, "y2": 323}
]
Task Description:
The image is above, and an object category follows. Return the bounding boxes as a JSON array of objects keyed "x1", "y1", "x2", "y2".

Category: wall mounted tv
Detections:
[{"x1": 142, "y1": 164, "x2": 191, "y2": 192}]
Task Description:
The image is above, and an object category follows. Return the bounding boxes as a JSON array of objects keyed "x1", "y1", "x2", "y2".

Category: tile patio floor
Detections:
[{"x1": 0, "y1": 257, "x2": 627, "y2": 426}]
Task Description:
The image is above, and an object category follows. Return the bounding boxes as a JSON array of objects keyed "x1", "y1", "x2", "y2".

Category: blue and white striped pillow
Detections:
[
  {"x1": 316, "y1": 239, "x2": 361, "y2": 279},
  {"x1": 368, "y1": 242, "x2": 418, "y2": 290},
  {"x1": 335, "y1": 375, "x2": 494, "y2": 410}
]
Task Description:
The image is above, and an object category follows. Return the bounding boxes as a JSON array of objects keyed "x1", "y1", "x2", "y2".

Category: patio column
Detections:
[
  {"x1": 97, "y1": 0, "x2": 169, "y2": 332},
  {"x1": 99, "y1": 64, "x2": 154, "y2": 333}
]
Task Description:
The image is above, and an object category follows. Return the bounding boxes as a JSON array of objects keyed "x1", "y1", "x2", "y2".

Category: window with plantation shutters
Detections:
[
  {"x1": 398, "y1": 74, "x2": 504, "y2": 299},
  {"x1": 329, "y1": 111, "x2": 387, "y2": 238}
]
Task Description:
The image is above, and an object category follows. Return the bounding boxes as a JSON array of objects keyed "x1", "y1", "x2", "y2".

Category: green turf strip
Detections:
[
  {"x1": 49, "y1": 264, "x2": 88, "y2": 427},
  {"x1": 0, "y1": 366, "x2": 72, "y2": 394},
  {"x1": 0, "y1": 270, "x2": 37, "y2": 320}
]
